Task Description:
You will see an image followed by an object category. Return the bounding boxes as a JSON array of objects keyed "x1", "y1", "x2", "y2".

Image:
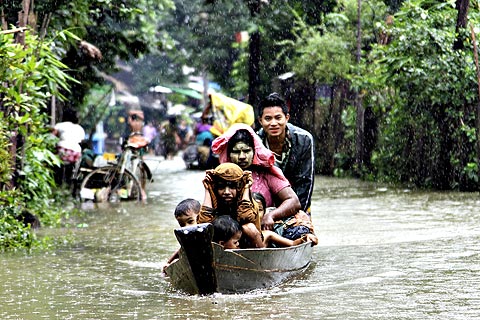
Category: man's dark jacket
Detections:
[{"x1": 257, "y1": 123, "x2": 315, "y2": 211}]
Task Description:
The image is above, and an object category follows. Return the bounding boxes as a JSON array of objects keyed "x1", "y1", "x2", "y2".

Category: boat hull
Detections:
[{"x1": 165, "y1": 223, "x2": 314, "y2": 294}]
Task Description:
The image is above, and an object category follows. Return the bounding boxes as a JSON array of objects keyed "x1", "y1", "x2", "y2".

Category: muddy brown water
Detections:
[{"x1": 1, "y1": 156, "x2": 480, "y2": 319}]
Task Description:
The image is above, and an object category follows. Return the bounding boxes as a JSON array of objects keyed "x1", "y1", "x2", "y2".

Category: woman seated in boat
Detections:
[
  {"x1": 211, "y1": 123, "x2": 301, "y2": 231},
  {"x1": 197, "y1": 162, "x2": 264, "y2": 248}
]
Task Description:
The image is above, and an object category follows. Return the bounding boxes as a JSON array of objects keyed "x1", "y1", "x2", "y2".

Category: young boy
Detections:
[
  {"x1": 252, "y1": 192, "x2": 266, "y2": 221},
  {"x1": 164, "y1": 198, "x2": 201, "y2": 272},
  {"x1": 212, "y1": 215, "x2": 242, "y2": 249},
  {"x1": 174, "y1": 198, "x2": 200, "y2": 227}
]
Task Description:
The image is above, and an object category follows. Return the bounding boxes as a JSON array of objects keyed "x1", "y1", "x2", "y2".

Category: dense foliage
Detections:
[
  {"x1": 365, "y1": 0, "x2": 480, "y2": 189},
  {"x1": 1, "y1": 0, "x2": 174, "y2": 109},
  {"x1": 284, "y1": 0, "x2": 480, "y2": 190},
  {"x1": 0, "y1": 0, "x2": 174, "y2": 250},
  {"x1": 0, "y1": 31, "x2": 75, "y2": 250}
]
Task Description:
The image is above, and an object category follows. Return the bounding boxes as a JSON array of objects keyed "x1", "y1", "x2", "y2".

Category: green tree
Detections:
[
  {"x1": 0, "y1": 30, "x2": 75, "y2": 250},
  {"x1": 278, "y1": 0, "x2": 388, "y2": 175},
  {"x1": 1, "y1": 0, "x2": 174, "y2": 110},
  {"x1": 363, "y1": 0, "x2": 480, "y2": 189}
]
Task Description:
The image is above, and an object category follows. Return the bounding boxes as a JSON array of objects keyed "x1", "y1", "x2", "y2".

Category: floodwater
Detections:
[{"x1": 1, "y1": 155, "x2": 480, "y2": 319}]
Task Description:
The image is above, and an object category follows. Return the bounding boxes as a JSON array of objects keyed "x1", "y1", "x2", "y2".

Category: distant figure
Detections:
[
  {"x1": 52, "y1": 108, "x2": 85, "y2": 185},
  {"x1": 125, "y1": 109, "x2": 149, "y2": 153},
  {"x1": 193, "y1": 116, "x2": 216, "y2": 168},
  {"x1": 142, "y1": 121, "x2": 158, "y2": 155},
  {"x1": 127, "y1": 109, "x2": 144, "y2": 135},
  {"x1": 212, "y1": 215, "x2": 242, "y2": 249},
  {"x1": 160, "y1": 117, "x2": 179, "y2": 160},
  {"x1": 195, "y1": 116, "x2": 214, "y2": 146},
  {"x1": 177, "y1": 119, "x2": 192, "y2": 150}
]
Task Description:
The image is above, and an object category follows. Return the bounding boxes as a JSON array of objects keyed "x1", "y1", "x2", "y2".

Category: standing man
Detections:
[{"x1": 256, "y1": 93, "x2": 315, "y2": 213}]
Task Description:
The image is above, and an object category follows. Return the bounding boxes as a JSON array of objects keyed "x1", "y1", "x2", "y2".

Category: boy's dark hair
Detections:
[
  {"x1": 252, "y1": 192, "x2": 266, "y2": 211},
  {"x1": 174, "y1": 198, "x2": 200, "y2": 218},
  {"x1": 258, "y1": 92, "x2": 289, "y2": 116},
  {"x1": 212, "y1": 215, "x2": 241, "y2": 243},
  {"x1": 227, "y1": 129, "x2": 254, "y2": 155}
]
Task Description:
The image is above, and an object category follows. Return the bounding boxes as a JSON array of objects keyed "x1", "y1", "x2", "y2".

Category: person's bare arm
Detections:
[
  {"x1": 261, "y1": 187, "x2": 300, "y2": 230},
  {"x1": 263, "y1": 231, "x2": 318, "y2": 247},
  {"x1": 197, "y1": 170, "x2": 216, "y2": 224},
  {"x1": 163, "y1": 248, "x2": 180, "y2": 273},
  {"x1": 262, "y1": 230, "x2": 294, "y2": 247},
  {"x1": 202, "y1": 170, "x2": 215, "y2": 208}
]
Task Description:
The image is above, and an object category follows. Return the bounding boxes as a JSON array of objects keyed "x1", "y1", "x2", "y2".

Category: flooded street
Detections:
[{"x1": 1, "y1": 156, "x2": 480, "y2": 319}]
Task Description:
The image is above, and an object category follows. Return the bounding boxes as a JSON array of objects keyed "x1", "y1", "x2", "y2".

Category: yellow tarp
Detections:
[{"x1": 209, "y1": 93, "x2": 255, "y2": 136}]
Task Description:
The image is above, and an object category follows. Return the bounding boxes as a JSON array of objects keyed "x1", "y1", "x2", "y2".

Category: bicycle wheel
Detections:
[{"x1": 79, "y1": 165, "x2": 142, "y2": 202}]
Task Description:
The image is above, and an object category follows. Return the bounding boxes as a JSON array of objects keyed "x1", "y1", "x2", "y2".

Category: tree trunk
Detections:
[
  {"x1": 354, "y1": 0, "x2": 364, "y2": 174},
  {"x1": 8, "y1": 0, "x2": 30, "y2": 190},
  {"x1": 247, "y1": 1, "x2": 261, "y2": 113},
  {"x1": 471, "y1": 25, "x2": 480, "y2": 189},
  {"x1": 453, "y1": 0, "x2": 469, "y2": 50}
]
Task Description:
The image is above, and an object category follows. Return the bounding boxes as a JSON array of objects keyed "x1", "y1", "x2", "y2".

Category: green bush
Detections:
[{"x1": 0, "y1": 30, "x2": 76, "y2": 250}]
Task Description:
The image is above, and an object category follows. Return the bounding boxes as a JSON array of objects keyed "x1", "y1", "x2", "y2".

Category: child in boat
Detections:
[
  {"x1": 252, "y1": 192, "x2": 266, "y2": 221},
  {"x1": 253, "y1": 192, "x2": 318, "y2": 247},
  {"x1": 198, "y1": 162, "x2": 263, "y2": 248},
  {"x1": 214, "y1": 210, "x2": 317, "y2": 248},
  {"x1": 174, "y1": 198, "x2": 200, "y2": 227},
  {"x1": 164, "y1": 198, "x2": 201, "y2": 272},
  {"x1": 262, "y1": 228, "x2": 318, "y2": 247},
  {"x1": 212, "y1": 215, "x2": 242, "y2": 249}
]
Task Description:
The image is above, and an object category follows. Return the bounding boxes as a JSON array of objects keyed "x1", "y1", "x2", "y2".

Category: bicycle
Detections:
[{"x1": 79, "y1": 134, "x2": 152, "y2": 202}]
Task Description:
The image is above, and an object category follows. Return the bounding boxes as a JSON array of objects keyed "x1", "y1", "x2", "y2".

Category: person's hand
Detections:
[
  {"x1": 162, "y1": 263, "x2": 169, "y2": 274},
  {"x1": 306, "y1": 233, "x2": 318, "y2": 245},
  {"x1": 243, "y1": 170, "x2": 253, "y2": 188},
  {"x1": 203, "y1": 170, "x2": 215, "y2": 190},
  {"x1": 241, "y1": 171, "x2": 253, "y2": 198},
  {"x1": 203, "y1": 170, "x2": 217, "y2": 208},
  {"x1": 261, "y1": 211, "x2": 275, "y2": 230}
]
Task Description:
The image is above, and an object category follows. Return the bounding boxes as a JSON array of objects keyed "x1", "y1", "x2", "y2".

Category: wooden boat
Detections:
[{"x1": 164, "y1": 223, "x2": 314, "y2": 295}]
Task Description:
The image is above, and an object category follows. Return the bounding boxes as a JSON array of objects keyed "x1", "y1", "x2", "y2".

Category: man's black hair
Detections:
[
  {"x1": 212, "y1": 215, "x2": 241, "y2": 243},
  {"x1": 258, "y1": 92, "x2": 289, "y2": 116}
]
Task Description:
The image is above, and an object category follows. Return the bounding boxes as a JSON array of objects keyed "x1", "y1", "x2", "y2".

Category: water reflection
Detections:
[{"x1": 1, "y1": 158, "x2": 480, "y2": 319}]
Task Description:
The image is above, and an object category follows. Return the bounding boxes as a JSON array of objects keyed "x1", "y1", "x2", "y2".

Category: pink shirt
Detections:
[
  {"x1": 142, "y1": 124, "x2": 157, "y2": 142},
  {"x1": 251, "y1": 168, "x2": 290, "y2": 208}
]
